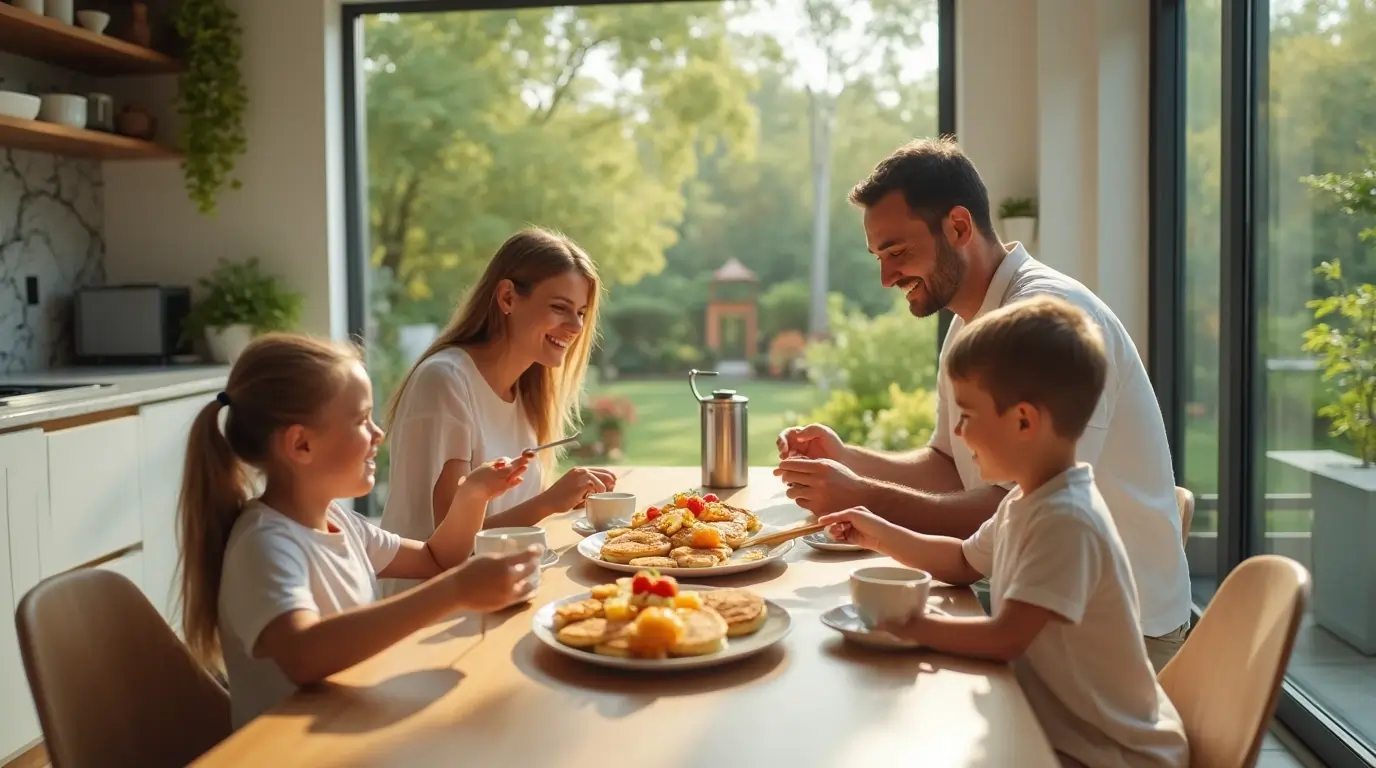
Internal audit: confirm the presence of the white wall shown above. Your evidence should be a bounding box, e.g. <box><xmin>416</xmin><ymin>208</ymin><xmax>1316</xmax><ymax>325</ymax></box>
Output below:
<box><xmin>103</xmin><ymin>0</ymin><xmax>349</xmax><ymax>340</ymax></box>
<box><xmin>957</xmin><ymin>0</ymin><xmax>1152</xmax><ymax>355</ymax></box>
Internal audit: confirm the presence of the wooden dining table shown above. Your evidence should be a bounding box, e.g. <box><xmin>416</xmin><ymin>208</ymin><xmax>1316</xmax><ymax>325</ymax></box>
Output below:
<box><xmin>193</xmin><ymin>467</ymin><xmax>1058</xmax><ymax>767</ymax></box>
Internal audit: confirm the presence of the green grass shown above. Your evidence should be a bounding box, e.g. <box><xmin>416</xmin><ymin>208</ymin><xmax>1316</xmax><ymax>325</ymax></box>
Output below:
<box><xmin>569</xmin><ymin>378</ymin><xmax>819</xmax><ymax>468</ymax></box>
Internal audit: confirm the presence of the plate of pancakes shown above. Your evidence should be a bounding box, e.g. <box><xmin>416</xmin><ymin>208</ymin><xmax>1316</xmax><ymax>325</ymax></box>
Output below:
<box><xmin>576</xmin><ymin>493</ymin><xmax>794</xmax><ymax>576</ymax></box>
<box><xmin>532</xmin><ymin>574</ymin><xmax>791</xmax><ymax>671</ymax></box>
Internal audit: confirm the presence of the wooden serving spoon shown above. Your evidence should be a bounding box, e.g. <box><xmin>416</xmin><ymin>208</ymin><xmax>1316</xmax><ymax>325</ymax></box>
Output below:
<box><xmin>738</xmin><ymin>521</ymin><xmax>828</xmax><ymax>550</ymax></box>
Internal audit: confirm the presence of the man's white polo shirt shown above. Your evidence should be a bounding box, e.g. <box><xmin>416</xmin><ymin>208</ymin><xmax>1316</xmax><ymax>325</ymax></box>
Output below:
<box><xmin>930</xmin><ymin>243</ymin><xmax>1192</xmax><ymax>636</ymax></box>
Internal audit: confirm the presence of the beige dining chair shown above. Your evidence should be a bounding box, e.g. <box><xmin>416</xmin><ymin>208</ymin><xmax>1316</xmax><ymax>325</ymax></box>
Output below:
<box><xmin>1176</xmin><ymin>486</ymin><xmax>1195</xmax><ymax>547</ymax></box>
<box><xmin>16</xmin><ymin>568</ymin><xmax>231</xmax><ymax>768</ymax></box>
<box><xmin>1158</xmin><ymin>555</ymin><xmax>1309</xmax><ymax>768</ymax></box>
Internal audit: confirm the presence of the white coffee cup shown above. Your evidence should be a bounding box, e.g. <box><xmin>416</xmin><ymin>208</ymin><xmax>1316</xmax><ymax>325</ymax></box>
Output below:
<box><xmin>474</xmin><ymin>526</ymin><xmax>547</xmax><ymax>557</ymax></box>
<box><xmin>586</xmin><ymin>491</ymin><xmax>635</xmax><ymax>531</ymax></box>
<box><xmin>474</xmin><ymin>526</ymin><xmax>546</xmax><ymax>596</ymax></box>
<box><xmin>850</xmin><ymin>566</ymin><xmax>932</xmax><ymax>630</ymax></box>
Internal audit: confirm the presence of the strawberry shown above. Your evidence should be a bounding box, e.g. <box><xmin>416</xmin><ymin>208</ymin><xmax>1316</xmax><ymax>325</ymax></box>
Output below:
<box><xmin>646</xmin><ymin>506</ymin><xmax>661</xmax><ymax>520</ymax></box>
<box><xmin>685</xmin><ymin>496</ymin><xmax>706</xmax><ymax>514</ymax></box>
<box><xmin>632</xmin><ymin>573</ymin><xmax>654</xmax><ymax>594</ymax></box>
<box><xmin>702</xmin><ymin>493</ymin><xmax>719</xmax><ymax>503</ymax></box>
<box><xmin>649</xmin><ymin>577</ymin><xmax>678</xmax><ymax>598</ymax></box>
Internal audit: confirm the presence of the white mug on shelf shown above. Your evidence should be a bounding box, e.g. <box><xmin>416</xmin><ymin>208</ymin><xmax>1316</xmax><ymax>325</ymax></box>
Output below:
<box><xmin>43</xmin><ymin>0</ymin><xmax>71</xmax><ymax>25</ymax></box>
<box><xmin>14</xmin><ymin>0</ymin><xmax>44</xmax><ymax>15</ymax></box>
<box><xmin>37</xmin><ymin>94</ymin><xmax>85</xmax><ymax>129</ymax></box>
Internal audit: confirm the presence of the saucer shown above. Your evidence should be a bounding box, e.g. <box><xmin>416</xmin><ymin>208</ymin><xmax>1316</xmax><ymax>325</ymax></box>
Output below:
<box><xmin>820</xmin><ymin>604</ymin><xmax>922</xmax><ymax>650</ymax></box>
<box><xmin>572</xmin><ymin>517</ymin><xmax>627</xmax><ymax>537</ymax></box>
<box><xmin>802</xmin><ymin>531</ymin><xmax>866</xmax><ymax>552</ymax></box>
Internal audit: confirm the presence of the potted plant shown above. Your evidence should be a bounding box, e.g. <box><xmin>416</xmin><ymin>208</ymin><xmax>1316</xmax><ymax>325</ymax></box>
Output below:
<box><xmin>590</xmin><ymin>395</ymin><xmax>637</xmax><ymax>457</ymax></box>
<box><xmin>174</xmin><ymin>0</ymin><xmax>248</xmax><ymax>216</ymax></box>
<box><xmin>186</xmin><ymin>258</ymin><xmax>304</xmax><ymax>364</ymax></box>
<box><xmin>1267</xmin><ymin>154</ymin><xmax>1376</xmax><ymax>653</ymax></box>
<box><xmin>999</xmin><ymin>196</ymin><xmax>1038</xmax><ymax>247</ymax></box>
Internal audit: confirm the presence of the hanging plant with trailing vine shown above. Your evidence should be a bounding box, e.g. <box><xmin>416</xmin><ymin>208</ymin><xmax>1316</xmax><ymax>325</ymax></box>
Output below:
<box><xmin>174</xmin><ymin>0</ymin><xmax>248</xmax><ymax>215</ymax></box>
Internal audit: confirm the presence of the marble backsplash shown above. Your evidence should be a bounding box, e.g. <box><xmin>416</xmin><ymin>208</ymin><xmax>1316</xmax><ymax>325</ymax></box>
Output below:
<box><xmin>0</xmin><ymin>52</ymin><xmax>106</xmax><ymax>372</ymax></box>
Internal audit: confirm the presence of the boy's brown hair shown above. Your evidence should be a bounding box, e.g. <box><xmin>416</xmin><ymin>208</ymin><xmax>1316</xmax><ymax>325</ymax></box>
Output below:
<box><xmin>944</xmin><ymin>295</ymin><xmax>1107</xmax><ymax>440</ymax></box>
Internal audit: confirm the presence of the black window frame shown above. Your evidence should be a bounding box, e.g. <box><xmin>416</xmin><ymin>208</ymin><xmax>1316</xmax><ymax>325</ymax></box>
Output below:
<box><xmin>1149</xmin><ymin>0</ymin><xmax>1376</xmax><ymax>763</ymax></box>
<box><xmin>341</xmin><ymin>0</ymin><xmax>958</xmax><ymax>515</ymax></box>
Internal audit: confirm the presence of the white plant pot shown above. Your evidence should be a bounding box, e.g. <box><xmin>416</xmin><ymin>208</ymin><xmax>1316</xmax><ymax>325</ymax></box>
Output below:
<box><xmin>205</xmin><ymin>324</ymin><xmax>255</xmax><ymax>364</ymax></box>
<box><xmin>1002</xmin><ymin>216</ymin><xmax>1038</xmax><ymax>249</ymax></box>
<box><xmin>1269</xmin><ymin>449</ymin><xmax>1376</xmax><ymax>655</ymax></box>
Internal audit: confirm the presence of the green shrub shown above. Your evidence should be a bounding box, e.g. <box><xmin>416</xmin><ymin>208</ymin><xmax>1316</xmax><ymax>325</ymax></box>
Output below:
<box><xmin>759</xmin><ymin>280</ymin><xmax>811</xmax><ymax>342</ymax></box>
<box><xmin>805</xmin><ymin>295</ymin><xmax>938</xmax><ymax>401</ymax></box>
<box><xmin>864</xmin><ymin>384</ymin><xmax>938</xmax><ymax>450</ymax></box>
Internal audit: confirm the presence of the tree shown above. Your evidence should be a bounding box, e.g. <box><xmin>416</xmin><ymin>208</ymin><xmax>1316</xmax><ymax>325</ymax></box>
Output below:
<box><xmin>362</xmin><ymin>5</ymin><xmax>758</xmax><ymax>321</ymax></box>
<box><xmin>754</xmin><ymin>0</ymin><xmax>936</xmax><ymax>336</ymax></box>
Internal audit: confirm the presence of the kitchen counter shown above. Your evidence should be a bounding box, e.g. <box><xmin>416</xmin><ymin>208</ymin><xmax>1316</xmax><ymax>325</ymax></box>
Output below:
<box><xmin>0</xmin><ymin>365</ymin><xmax>230</xmax><ymax>431</ymax></box>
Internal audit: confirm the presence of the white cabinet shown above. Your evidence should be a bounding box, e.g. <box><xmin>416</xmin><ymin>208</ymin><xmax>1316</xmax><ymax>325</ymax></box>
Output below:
<box><xmin>0</xmin><ymin>429</ymin><xmax>48</xmax><ymax>762</ymax></box>
<box><xmin>138</xmin><ymin>396</ymin><xmax>205</xmax><ymax>626</ymax></box>
<box><xmin>41</xmin><ymin>415</ymin><xmax>143</xmax><ymax>576</ymax></box>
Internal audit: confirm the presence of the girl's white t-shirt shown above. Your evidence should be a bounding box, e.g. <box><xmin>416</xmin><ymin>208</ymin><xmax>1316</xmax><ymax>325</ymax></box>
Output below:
<box><xmin>218</xmin><ymin>500</ymin><xmax>401</xmax><ymax>729</ymax></box>
<box><xmin>378</xmin><ymin>347</ymin><xmax>544</xmax><ymax>596</ymax></box>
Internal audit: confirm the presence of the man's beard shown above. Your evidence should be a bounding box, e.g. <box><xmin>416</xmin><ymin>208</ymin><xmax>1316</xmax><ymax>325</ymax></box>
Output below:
<box><xmin>904</xmin><ymin>240</ymin><xmax>965</xmax><ymax>318</ymax></box>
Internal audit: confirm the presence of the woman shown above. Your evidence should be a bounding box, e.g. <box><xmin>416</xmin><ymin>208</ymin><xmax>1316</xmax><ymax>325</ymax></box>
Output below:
<box><xmin>378</xmin><ymin>227</ymin><xmax>615</xmax><ymax>596</ymax></box>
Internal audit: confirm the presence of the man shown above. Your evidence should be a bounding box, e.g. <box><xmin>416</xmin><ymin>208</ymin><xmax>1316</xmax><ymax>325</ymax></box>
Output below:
<box><xmin>776</xmin><ymin>137</ymin><xmax>1191</xmax><ymax>669</ymax></box>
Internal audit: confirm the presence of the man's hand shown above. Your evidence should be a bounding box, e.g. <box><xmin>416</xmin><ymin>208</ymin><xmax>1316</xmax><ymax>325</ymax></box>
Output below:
<box><xmin>773</xmin><ymin>457</ymin><xmax>868</xmax><ymax>515</ymax></box>
<box><xmin>776</xmin><ymin>423</ymin><xmax>847</xmax><ymax>462</ymax></box>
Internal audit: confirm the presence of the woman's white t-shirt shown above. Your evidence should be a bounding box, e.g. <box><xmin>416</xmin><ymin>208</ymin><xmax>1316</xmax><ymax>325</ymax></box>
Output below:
<box><xmin>218</xmin><ymin>500</ymin><xmax>401</xmax><ymax>729</ymax></box>
<box><xmin>378</xmin><ymin>347</ymin><xmax>544</xmax><ymax>596</ymax></box>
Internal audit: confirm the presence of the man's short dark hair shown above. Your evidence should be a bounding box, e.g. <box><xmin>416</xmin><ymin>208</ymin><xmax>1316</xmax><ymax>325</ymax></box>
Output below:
<box><xmin>848</xmin><ymin>136</ymin><xmax>998</xmax><ymax>241</ymax></box>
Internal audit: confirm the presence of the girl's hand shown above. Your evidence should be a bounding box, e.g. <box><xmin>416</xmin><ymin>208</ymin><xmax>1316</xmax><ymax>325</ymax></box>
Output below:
<box><xmin>543</xmin><ymin>466</ymin><xmax>617</xmax><ymax>512</ymax></box>
<box><xmin>461</xmin><ymin>455</ymin><xmax>531</xmax><ymax>501</ymax></box>
<box><xmin>816</xmin><ymin>506</ymin><xmax>896</xmax><ymax>552</ymax></box>
<box><xmin>446</xmin><ymin>547</ymin><xmax>541</xmax><ymax>612</ymax></box>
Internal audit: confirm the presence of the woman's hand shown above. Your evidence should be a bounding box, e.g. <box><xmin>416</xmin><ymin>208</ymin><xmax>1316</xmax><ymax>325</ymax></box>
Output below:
<box><xmin>542</xmin><ymin>466</ymin><xmax>618</xmax><ymax>512</ymax></box>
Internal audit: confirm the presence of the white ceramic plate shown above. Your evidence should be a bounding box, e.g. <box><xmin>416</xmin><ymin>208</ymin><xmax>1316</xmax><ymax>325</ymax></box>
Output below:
<box><xmin>820</xmin><ymin>604</ymin><xmax>922</xmax><ymax>650</ymax></box>
<box><xmin>531</xmin><ymin>585</ymin><xmax>792</xmax><ymax>671</ymax></box>
<box><xmin>802</xmin><ymin>531</ymin><xmax>866</xmax><ymax>552</ymax></box>
<box><xmin>577</xmin><ymin>528</ymin><xmax>794</xmax><ymax>577</ymax></box>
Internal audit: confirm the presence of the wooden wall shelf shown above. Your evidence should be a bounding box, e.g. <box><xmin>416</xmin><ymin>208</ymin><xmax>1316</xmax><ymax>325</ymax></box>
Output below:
<box><xmin>0</xmin><ymin>4</ymin><xmax>182</xmax><ymax>76</ymax></box>
<box><xmin>0</xmin><ymin>114</ymin><xmax>176</xmax><ymax>160</ymax></box>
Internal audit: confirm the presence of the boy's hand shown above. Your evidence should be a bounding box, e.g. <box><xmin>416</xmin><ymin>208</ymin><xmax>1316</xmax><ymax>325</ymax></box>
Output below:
<box><xmin>817</xmin><ymin>506</ymin><xmax>897</xmax><ymax>552</ymax></box>
<box><xmin>461</xmin><ymin>455</ymin><xmax>531</xmax><ymax>501</ymax></box>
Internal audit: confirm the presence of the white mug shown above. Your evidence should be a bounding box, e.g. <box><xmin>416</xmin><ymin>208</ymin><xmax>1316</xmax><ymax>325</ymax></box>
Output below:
<box><xmin>474</xmin><ymin>526</ymin><xmax>546</xmax><ymax>595</ymax></box>
<box><xmin>586</xmin><ymin>491</ymin><xmax>635</xmax><ymax>530</ymax></box>
<box><xmin>850</xmin><ymin>566</ymin><xmax>932</xmax><ymax>630</ymax></box>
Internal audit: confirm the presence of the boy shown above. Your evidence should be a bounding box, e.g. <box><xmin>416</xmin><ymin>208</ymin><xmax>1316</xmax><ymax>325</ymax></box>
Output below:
<box><xmin>820</xmin><ymin>295</ymin><xmax>1188</xmax><ymax>768</ymax></box>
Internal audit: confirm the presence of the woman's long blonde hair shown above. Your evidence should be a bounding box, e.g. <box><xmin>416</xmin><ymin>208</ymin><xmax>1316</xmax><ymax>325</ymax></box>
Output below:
<box><xmin>383</xmin><ymin>227</ymin><xmax>601</xmax><ymax>477</ymax></box>
<box><xmin>178</xmin><ymin>334</ymin><xmax>361</xmax><ymax>669</ymax></box>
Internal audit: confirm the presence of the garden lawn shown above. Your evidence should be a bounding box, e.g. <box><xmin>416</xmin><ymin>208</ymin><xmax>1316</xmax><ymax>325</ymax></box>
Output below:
<box><xmin>570</xmin><ymin>378</ymin><xmax>819</xmax><ymax>468</ymax></box>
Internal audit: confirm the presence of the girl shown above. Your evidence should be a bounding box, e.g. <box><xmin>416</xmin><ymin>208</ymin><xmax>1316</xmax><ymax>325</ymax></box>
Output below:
<box><xmin>378</xmin><ymin>227</ymin><xmax>614</xmax><ymax>597</ymax></box>
<box><xmin>178</xmin><ymin>333</ymin><xmax>539</xmax><ymax>729</ymax></box>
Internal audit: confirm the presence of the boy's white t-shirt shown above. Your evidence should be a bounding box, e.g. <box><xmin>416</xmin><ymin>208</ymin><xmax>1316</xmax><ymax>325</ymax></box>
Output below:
<box><xmin>932</xmin><ymin>243</ymin><xmax>1191</xmax><ymax>637</ymax></box>
<box><xmin>379</xmin><ymin>346</ymin><xmax>545</xmax><ymax>597</ymax></box>
<box><xmin>961</xmin><ymin>464</ymin><xmax>1189</xmax><ymax>768</ymax></box>
<box><xmin>219</xmin><ymin>500</ymin><xmax>401</xmax><ymax>729</ymax></box>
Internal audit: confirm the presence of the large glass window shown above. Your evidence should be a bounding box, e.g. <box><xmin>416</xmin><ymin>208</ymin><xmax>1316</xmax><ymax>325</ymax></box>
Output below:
<box><xmin>1181</xmin><ymin>0</ymin><xmax>1222</xmax><ymax>604</ymax></box>
<box><xmin>1256</xmin><ymin>0</ymin><xmax>1376</xmax><ymax>751</ymax></box>
<box><xmin>347</xmin><ymin>0</ymin><xmax>945</xmax><ymax>515</ymax></box>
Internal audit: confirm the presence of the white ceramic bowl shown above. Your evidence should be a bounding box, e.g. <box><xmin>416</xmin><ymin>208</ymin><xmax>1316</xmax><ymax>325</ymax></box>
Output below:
<box><xmin>38</xmin><ymin>94</ymin><xmax>86</xmax><ymax>128</ymax></box>
<box><xmin>0</xmin><ymin>91</ymin><xmax>41</xmax><ymax>121</ymax></box>
<box><xmin>76</xmin><ymin>10</ymin><xmax>108</xmax><ymax>34</ymax></box>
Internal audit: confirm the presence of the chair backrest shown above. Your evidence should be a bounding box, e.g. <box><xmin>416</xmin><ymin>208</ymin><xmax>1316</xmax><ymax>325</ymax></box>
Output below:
<box><xmin>16</xmin><ymin>568</ymin><xmax>231</xmax><ymax>768</ymax></box>
<box><xmin>1175</xmin><ymin>486</ymin><xmax>1195</xmax><ymax>548</ymax></box>
<box><xmin>1158</xmin><ymin>555</ymin><xmax>1309</xmax><ymax>768</ymax></box>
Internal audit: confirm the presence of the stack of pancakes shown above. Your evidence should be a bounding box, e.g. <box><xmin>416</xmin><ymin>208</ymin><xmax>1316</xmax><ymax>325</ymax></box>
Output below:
<box><xmin>554</xmin><ymin>588</ymin><xmax>769</xmax><ymax>659</ymax></box>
